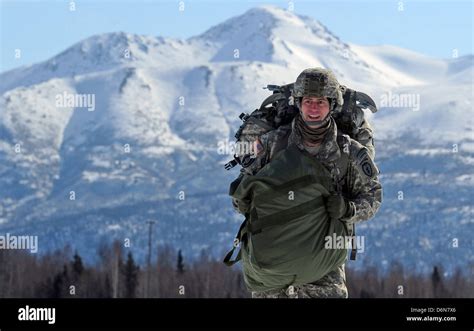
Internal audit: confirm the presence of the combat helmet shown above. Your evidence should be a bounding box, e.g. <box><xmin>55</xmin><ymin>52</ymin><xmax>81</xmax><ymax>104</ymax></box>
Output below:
<box><xmin>293</xmin><ymin>68</ymin><xmax>344</xmax><ymax>124</ymax></box>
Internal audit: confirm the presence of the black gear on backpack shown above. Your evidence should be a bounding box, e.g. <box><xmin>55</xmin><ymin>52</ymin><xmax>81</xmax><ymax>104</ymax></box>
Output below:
<box><xmin>224</xmin><ymin>83</ymin><xmax>378</xmax><ymax>171</ymax></box>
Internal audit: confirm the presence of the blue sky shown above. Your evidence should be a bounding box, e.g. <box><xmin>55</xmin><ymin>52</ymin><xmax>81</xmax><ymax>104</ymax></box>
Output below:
<box><xmin>0</xmin><ymin>0</ymin><xmax>472</xmax><ymax>73</ymax></box>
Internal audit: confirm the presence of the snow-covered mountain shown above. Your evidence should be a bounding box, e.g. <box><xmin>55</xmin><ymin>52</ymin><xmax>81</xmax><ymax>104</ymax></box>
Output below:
<box><xmin>0</xmin><ymin>5</ymin><xmax>472</xmax><ymax>274</ymax></box>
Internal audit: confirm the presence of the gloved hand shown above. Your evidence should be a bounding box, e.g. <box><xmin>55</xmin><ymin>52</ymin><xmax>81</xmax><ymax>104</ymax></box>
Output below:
<box><xmin>324</xmin><ymin>194</ymin><xmax>349</xmax><ymax>221</ymax></box>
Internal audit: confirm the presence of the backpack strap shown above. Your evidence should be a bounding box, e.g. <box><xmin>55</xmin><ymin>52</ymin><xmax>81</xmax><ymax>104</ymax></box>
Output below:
<box><xmin>335</xmin><ymin>134</ymin><xmax>358</xmax><ymax>261</ymax></box>
<box><xmin>332</xmin><ymin>134</ymin><xmax>351</xmax><ymax>192</ymax></box>
<box><xmin>224</xmin><ymin>175</ymin><xmax>249</xmax><ymax>266</ymax></box>
<box><xmin>268</xmin><ymin>127</ymin><xmax>292</xmax><ymax>160</ymax></box>
<box><xmin>223</xmin><ymin>217</ymin><xmax>248</xmax><ymax>266</ymax></box>
<box><xmin>350</xmin><ymin>225</ymin><xmax>357</xmax><ymax>261</ymax></box>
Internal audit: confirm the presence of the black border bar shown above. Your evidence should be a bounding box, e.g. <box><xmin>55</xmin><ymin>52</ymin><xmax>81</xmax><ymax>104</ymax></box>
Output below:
<box><xmin>0</xmin><ymin>298</ymin><xmax>472</xmax><ymax>330</ymax></box>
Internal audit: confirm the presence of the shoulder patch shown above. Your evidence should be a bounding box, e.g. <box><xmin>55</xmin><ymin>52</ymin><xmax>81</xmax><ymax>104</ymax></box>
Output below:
<box><xmin>350</xmin><ymin>140</ymin><xmax>379</xmax><ymax>179</ymax></box>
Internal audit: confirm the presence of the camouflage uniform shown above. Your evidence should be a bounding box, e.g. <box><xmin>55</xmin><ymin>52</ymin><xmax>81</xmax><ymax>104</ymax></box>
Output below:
<box><xmin>232</xmin><ymin>68</ymin><xmax>383</xmax><ymax>298</ymax></box>
<box><xmin>235</xmin><ymin>116</ymin><xmax>382</xmax><ymax>224</ymax></box>
<box><xmin>252</xmin><ymin>265</ymin><xmax>348</xmax><ymax>298</ymax></box>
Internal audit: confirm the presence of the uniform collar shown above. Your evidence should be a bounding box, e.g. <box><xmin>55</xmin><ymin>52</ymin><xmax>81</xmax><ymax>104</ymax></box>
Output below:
<box><xmin>289</xmin><ymin>116</ymin><xmax>341</xmax><ymax>162</ymax></box>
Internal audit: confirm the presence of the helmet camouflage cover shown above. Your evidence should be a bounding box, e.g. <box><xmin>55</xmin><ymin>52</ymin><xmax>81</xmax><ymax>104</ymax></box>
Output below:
<box><xmin>293</xmin><ymin>68</ymin><xmax>344</xmax><ymax>111</ymax></box>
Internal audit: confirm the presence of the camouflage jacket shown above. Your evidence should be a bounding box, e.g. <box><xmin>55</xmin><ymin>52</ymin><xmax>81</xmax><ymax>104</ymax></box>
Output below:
<box><xmin>232</xmin><ymin>116</ymin><xmax>382</xmax><ymax>224</ymax></box>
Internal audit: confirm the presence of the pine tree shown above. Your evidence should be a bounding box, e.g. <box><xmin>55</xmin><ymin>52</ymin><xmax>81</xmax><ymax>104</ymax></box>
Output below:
<box><xmin>122</xmin><ymin>252</ymin><xmax>140</xmax><ymax>298</ymax></box>
<box><xmin>50</xmin><ymin>265</ymin><xmax>68</xmax><ymax>298</ymax></box>
<box><xmin>71</xmin><ymin>252</ymin><xmax>84</xmax><ymax>279</ymax></box>
<box><xmin>431</xmin><ymin>265</ymin><xmax>441</xmax><ymax>297</ymax></box>
<box><xmin>177</xmin><ymin>250</ymin><xmax>185</xmax><ymax>275</ymax></box>
<box><xmin>51</xmin><ymin>273</ymin><xmax>63</xmax><ymax>298</ymax></box>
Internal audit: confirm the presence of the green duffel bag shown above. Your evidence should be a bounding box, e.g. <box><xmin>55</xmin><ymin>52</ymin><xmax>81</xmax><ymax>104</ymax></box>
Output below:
<box><xmin>224</xmin><ymin>144</ymin><xmax>349</xmax><ymax>292</ymax></box>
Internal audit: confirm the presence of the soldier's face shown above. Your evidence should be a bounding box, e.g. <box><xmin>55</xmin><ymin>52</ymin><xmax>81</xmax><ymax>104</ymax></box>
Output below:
<box><xmin>301</xmin><ymin>96</ymin><xmax>330</xmax><ymax>125</ymax></box>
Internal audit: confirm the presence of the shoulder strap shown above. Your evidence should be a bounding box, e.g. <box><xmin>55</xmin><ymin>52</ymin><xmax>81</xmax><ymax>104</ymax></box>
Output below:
<box><xmin>269</xmin><ymin>128</ymin><xmax>292</xmax><ymax>160</ymax></box>
<box><xmin>330</xmin><ymin>134</ymin><xmax>351</xmax><ymax>193</ymax></box>
<box><xmin>223</xmin><ymin>217</ymin><xmax>248</xmax><ymax>266</ymax></box>
<box><xmin>335</xmin><ymin>133</ymin><xmax>358</xmax><ymax>261</ymax></box>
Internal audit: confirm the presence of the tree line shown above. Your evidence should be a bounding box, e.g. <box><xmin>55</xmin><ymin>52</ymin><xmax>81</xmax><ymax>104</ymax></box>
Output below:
<box><xmin>0</xmin><ymin>242</ymin><xmax>472</xmax><ymax>298</ymax></box>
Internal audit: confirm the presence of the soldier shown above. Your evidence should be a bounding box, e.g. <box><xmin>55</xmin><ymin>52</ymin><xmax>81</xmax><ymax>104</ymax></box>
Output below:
<box><xmin>232</xmin><ymin>68</ymin><xmax>383</xmax><ymax>298</ymax></box>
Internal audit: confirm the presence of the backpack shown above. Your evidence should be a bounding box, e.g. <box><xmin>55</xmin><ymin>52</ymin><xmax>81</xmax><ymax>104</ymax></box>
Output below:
<box><xmin>226</xmin><ymin>144</ymin><xmax>349</xmax><ymax>292</ymax></box>
<box><xmin>224</xmin><ymin>83</ymin><xmax>377</xmax><ymax>171</ymax></box>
